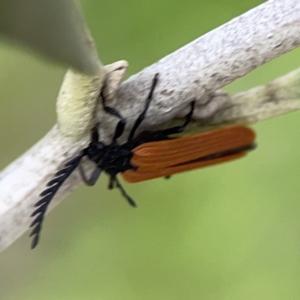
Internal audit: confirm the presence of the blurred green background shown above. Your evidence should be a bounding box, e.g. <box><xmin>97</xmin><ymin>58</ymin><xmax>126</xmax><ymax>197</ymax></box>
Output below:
<box><xmin>1</xmin><ymin>0</ymin><xmax>300</xmax><ymax>299</ymax></box>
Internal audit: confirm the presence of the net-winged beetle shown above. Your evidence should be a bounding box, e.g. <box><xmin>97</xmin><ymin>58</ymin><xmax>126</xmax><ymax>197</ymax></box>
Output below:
<box><xmin>30</xmin><ymin>73</ymin><xmax>255</xmax><ymax>248</ymax></box>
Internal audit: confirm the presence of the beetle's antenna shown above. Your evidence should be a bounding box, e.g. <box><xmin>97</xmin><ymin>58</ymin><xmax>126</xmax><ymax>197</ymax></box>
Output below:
<box><xmin>29</xmin><ymin>152</ymin><xmax>86</xmax><ymax>249</ymax></box>
<box><xmin>113</xmin><ymin>176</ymin><xmax>136</xmax><ymax>207</ymax></box>
<box><xmin>127</xmin><ymin>73</ymin><xmax>159</xmax><ymax>141</ymax></box>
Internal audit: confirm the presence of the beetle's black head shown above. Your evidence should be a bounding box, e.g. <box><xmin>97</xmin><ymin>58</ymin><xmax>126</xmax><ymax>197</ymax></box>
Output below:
<box><xmin>86</xmin><ymin>141</ymin><xmax>106</xmax><ymax>162</ymax></box>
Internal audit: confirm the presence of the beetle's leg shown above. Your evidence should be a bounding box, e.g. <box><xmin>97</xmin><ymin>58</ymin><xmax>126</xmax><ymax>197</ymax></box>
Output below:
<box><xmin>113</xmin><ymin>176</ymin><xmax>136</xmax><ymax>207</ymax></box>
<box><xmin>79</xmin><ymin>164</ymin><xmax>102</xmax><ymax>186</ymax></box>
<box><xmin>100</xmin><ymin>92</ymin><xmax>126</xmax><ymax>142</ymax></box>
<box><xmin>76</xmin><ymin>124</ymin><xmax>102</xmax><ymax>186</ymax></box>
<box><xmin>90</xmin><ymin>124</ymin><xmax>100</xmax><ymax>143</ymax></box>
<box><xmin>160</xmin><ymin>101</ymin><xmax>195</xmax><ymax>136</ymax></box>
<box><xmin>30</xmin><ymin>150</ymin><xmax>87</xmax><ymax>249</ymax></box>
<box><xmin>108</xmin><ymin>176</ymin><xmax>114</xmax><ymax>189</ymax></box>
<box><xmin>127</xmin><ymin>73</ymin><xmax>159</xmax><ymax>141</ymax></box>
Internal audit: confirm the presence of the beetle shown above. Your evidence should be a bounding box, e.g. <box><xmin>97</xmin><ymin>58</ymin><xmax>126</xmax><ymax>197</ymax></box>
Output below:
<box><xmin>29</xmin><ymin>73</ymin><xmax>256</xmax><ymax>248</ymax></box>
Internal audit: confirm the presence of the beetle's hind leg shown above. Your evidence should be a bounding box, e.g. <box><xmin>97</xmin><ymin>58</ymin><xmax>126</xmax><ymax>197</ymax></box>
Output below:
<box><xmin>112</xmin><ymin>176</ymin><xmax>137</xmax><ymax>207</ymax></box>
<box><xmin>160</xmin><ymin>101</ymin><xmax>195</xmax><ymax>136</ymax></box>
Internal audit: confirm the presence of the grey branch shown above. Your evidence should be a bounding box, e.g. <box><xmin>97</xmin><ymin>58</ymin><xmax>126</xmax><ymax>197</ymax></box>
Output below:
<box><xmin>1</xmin><ymin>0</ymin><xmax>300</xmax><ymax>251</ymax></box>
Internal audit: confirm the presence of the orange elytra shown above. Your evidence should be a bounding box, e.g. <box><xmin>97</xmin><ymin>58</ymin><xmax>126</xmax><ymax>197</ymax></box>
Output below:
<box><xmin>122</xmin><ymin>125</ymin><xmax>255</xmax><ymax>183</ymax></box>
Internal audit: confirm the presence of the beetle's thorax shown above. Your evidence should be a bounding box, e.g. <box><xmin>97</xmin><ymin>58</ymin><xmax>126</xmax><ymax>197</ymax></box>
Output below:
<box><xmin>87</xmin><ymin>141</ymin><xmax>134</xmax><ymax>176</ymax></box>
